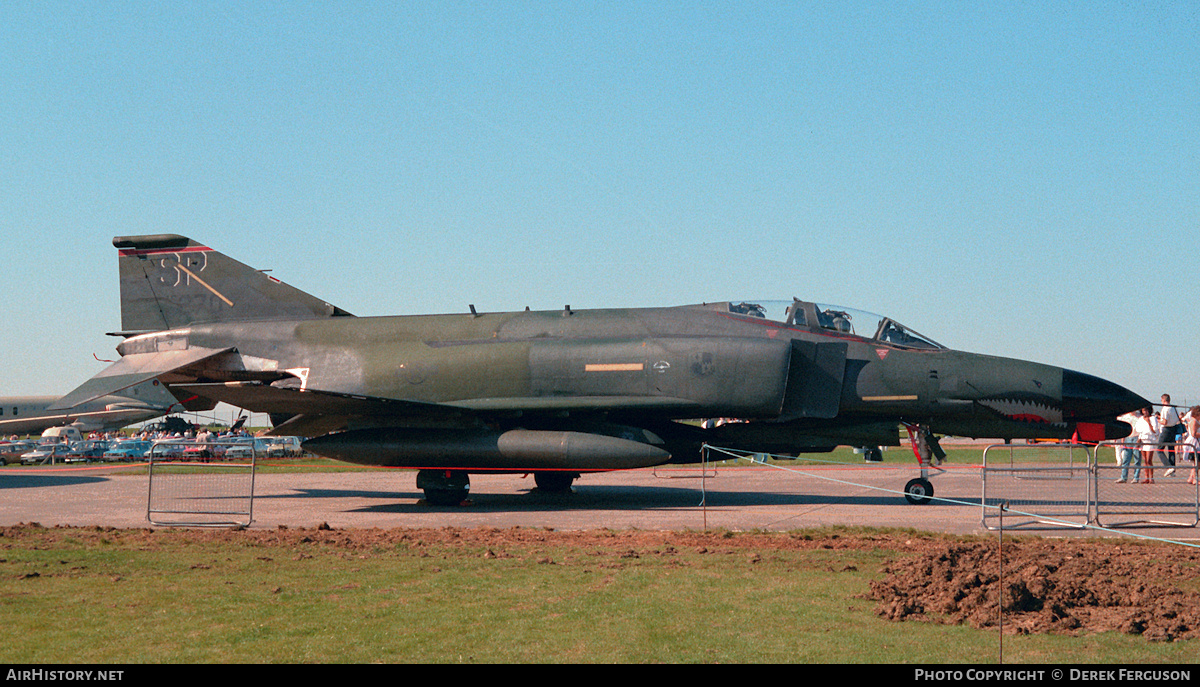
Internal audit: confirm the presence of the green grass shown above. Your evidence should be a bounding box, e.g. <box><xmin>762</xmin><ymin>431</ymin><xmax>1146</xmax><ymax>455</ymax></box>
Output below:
<box><xmin>706</xmin><ymin>443</ymin><xmax>1094</xmax><ymax>468</ymax></box>
<box><xmin>1</xmin><ymin>527</ymin><xmax>1193</xmax><ymax>663</ymax></box>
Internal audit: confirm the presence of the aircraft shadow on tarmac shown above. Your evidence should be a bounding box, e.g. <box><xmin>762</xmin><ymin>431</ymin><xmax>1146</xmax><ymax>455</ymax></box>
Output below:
<box><xmin>0</xmin><ymin>474</ymin><xmax>110</xmax><ymax>489</ymax></box>
<box><xmin>264</xmin><ymin>484</ymin><xmax>933</xmax><ymax>514</ymax></box>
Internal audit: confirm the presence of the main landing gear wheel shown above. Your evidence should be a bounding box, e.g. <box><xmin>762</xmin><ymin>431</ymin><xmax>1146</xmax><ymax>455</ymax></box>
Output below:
<box><xmin>904</xmin><ymin>478</ymin><xmax>934</xmax><ymax>505</ymax></box>
<box><xmin>533</xmin><ymin>472</ymin><xmax>577</xmax><ymax>494</ymax></box>
<box><xmin>416</xmin><ymin>469</ymin><xmax>470</xmax><ymax>506</ymax></box>
<box><xmin>423</xmin><ymin>489</ymin><xmax>469</xmax><ymax>506</ymax></box>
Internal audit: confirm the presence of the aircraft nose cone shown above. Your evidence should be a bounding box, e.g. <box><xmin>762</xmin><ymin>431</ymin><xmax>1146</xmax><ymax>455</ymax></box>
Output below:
<box><xmin>1062</xmin><ymin>369</ymin><xmax>1149</xmax><ymax>421</ymax></box>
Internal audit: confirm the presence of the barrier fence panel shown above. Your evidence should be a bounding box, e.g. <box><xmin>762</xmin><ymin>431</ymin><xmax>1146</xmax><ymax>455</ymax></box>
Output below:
<box><xmin>981</xmin><ymin>443</ymin><xmax>1093</xmax><ymax>530</ymax></box>
<box><xmin>1093</xmin><ymin>440</ymin><xmax>1200</xmax><ymax>529</ymax></box>
<box><xmin>146</xmin><ymin>441</ymin><xmax>257</xmax><ymax>527</ymax></box>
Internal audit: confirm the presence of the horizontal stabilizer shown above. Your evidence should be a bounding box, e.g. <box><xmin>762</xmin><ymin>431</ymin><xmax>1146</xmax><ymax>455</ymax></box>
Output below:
<box><xmin>48</xmin><ymin>347</ymin><xmax>233</xmax><ymax>410</ymax></box>
<box><xmin>0</xmin><ymin>407</ymin><xmax>159</xmax><ymax>431</ymax></box>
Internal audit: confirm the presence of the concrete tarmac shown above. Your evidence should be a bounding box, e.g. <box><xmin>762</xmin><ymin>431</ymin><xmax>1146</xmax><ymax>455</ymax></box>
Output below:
<box><xmin>3</xmin><ymin>461</ymin><xmax>1198</xmax><ymax>541</ymax></box>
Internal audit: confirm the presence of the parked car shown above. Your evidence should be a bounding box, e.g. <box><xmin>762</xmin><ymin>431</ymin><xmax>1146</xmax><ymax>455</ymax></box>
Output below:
<box><xmin>103</xmin><ymin>440</ymin><xmax>153</xmax><ymax>462</ymax></box>
<box><xmin>21</xmin><ymin>443</ymin><xmax>75</xmax><ymax>465</ymax></box>
<box><xmin>0</xmin><ymin>440</ymin><xmax>39</xmax><ymax>465</ymax></box>
<box><xmin>40</xmin><ymin>426</ymin><xmax>82</xmax><ymax>443</ymax></box>
<box><xmin>182</xmin><ymin>441</ymin><xmax>215</xmax><ymax>461</ymax></box>
<box><xmin>208</xmin><ymin>437</ymin><xmax>254</xmax><ymax>460</ymax></box>
<box><xmin>223</xmin><ymin>437</ymin><xmax>269</xmax><ymax>460</ymax></box>
<box><xmin>147</xmin><ymin>440</ymin><xmax>190</xmax><ymax>461</ymax></box>
<box><xmin>66</xmin><ymin>440</ymin><xmax>110</xmax><ymax>463</ymax></box>
<box><xmin>265</xmin><ymin>436</ymin><xmax>304</xmax><ymax>458</ymax></box>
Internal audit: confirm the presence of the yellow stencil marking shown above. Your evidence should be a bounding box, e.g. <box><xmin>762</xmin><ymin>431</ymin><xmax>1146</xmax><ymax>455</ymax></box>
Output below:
<box><xmin>585</xmin><ymin>363</ymin><xmax>644</xmax><ymax>372</ymax></box>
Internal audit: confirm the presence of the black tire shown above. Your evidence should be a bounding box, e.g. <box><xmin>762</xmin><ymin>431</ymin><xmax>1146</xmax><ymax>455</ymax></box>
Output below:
<box><xmin>534</xmin><ymin>472</ymin><xmax>576</xmax><ymax>493</ymax></box>
<box><xmin>423</xmin><ymin>488</ymin><xmax>468</xmax><ymax>506</ymax></box>
<box><xmin>904</xmin><ymin>478</ymin><xmax>933</xmax><ymax>505</ymax></box>
<box><xmin>416</xmin><ymin>469</ymin><xmax>470</xmax><ymax>505</ymax></box>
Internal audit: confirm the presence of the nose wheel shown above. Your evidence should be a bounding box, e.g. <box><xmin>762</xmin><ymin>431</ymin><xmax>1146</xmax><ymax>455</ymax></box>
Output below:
<box><xmin>901</xmin><ymin>423</ymin><xmax>943</xmax><ymax>505</ymax></box>
<box><xmin>904</xmin><ymin>477</ymin><xmax>934</xmax><ymax>505</ymax></box>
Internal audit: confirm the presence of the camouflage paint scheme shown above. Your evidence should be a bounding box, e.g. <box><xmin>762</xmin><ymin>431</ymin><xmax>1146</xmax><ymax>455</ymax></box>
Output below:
<box><xmin>52</xmin><ymin>235</ymin><xmax>1147</xmax><ymax>502</ymax></box>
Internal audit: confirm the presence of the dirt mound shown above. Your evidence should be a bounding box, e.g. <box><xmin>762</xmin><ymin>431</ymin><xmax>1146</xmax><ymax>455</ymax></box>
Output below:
<box><xmin>870</xmin><ymin>539</ymin><xmax>1200</xmax><ymax>641</ymax></box>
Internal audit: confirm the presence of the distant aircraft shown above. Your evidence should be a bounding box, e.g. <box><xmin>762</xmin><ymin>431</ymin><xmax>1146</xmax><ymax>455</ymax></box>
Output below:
<box><xmin>0</xmin><ymin>379</ymin><xmax>183</xmax><ymax>436</ymax></box>
<box><xmin>51</xmin><ymin>234</ymin><xmax>1148</xmax><ymax>504</ymax></box>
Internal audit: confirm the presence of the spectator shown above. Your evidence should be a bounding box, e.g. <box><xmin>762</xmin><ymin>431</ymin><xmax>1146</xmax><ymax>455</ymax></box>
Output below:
<box><xmin>1135</xmin><ymin>406</ymin><xmax>1160</xmax><ymax>484</ymax></box>
<box><xmin>1115</xmin><ymin>411</ymin><xmax>1141</xmax><ymax>484</ymax></box>
<box><xmin>1159</xmin><ymin>394</ymin><xmax>1181</xmax><ymax>477</ymax></box>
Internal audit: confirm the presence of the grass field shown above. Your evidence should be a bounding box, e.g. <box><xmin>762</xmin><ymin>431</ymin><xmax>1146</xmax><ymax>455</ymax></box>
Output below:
<box><xmin>1</xmin><ymin>524</ymin><xmax>1195</xmax><ymax>664</ymax></box>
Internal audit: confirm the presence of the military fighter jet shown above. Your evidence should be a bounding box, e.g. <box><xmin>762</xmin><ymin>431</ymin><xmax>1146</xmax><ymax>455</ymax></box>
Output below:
<box><xmin>51</xmin><ymin>235</ymin><xmax>1148</xmax><ymax>504</ymax></box>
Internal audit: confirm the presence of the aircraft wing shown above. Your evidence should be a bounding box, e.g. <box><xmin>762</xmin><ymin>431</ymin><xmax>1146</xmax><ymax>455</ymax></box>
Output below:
<box><xmin>173</xmin><ymin>382</ymin><xmax>464</xmax><ymax>418</ymax></box>
<box><xmin>48</xmin><ymin>347</ymin><xmax>234</xmax><ymax>410</ymax></box>
<box><xmin>172</xmin><ymin>381</ymin><xmax>471</xmax><ymax>438</ymax></box>
<box><xmin>0</xmin><ymin>407</ymin><xmax>162</xmax><ymax>431</ymax></box>
<box><xmin>173</xmin><ymin>381</ymin><xmax>703</xmax><ymax>437</ymax></box>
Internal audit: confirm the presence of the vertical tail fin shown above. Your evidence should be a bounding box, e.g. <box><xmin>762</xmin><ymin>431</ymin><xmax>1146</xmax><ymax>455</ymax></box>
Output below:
<box><xmin>113</xmin><ymin>234</ymin><xmax>353</xmax><ymax>332</ymax></box>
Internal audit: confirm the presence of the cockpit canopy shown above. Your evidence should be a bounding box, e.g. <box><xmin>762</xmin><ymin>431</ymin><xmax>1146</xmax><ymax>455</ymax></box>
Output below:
<box><xmin>726</xmin><ymin>299</ymin><xmax>945</xmax><ymax>350</ymax></box>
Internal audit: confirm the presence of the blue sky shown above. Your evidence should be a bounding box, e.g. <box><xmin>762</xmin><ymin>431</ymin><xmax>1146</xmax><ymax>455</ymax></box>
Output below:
<box><xmin>3</xmin><ymin>2</ymin><xmax>1197</xmax><ymax>409</ymax></box>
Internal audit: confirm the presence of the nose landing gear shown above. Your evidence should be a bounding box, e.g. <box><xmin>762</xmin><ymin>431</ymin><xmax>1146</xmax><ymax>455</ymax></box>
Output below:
<box><xmin>902</xmin><ymin>423</ymin><xmax>945</xmax><ymax>505</ymax></box>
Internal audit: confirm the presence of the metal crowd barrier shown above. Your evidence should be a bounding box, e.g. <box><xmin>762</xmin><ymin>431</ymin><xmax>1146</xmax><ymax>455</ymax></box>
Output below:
<box><xmin>1092</xmin><ymin>440</ymin><xmax>1200</xmax><ymax>528</ymax></box>
<box><xmin>981</xmin><ymin>443</ymin><xmax>1093</xmax><ymax>530</ymax></box>
<box><xmin>981</xmin><ymin>441</ymin><xmax>1199</xmax><ymax>530</ymax></box>
<box><xmin>146</xmin><ymin>440</ymin><xmax>257</xmax><ymax>527</ymax></box>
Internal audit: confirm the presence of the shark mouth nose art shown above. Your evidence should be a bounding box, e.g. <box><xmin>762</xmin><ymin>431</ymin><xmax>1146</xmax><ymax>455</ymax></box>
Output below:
<box><xmin>978</xmin><ymin>397</ymin><xmax>1065</xmax><ymax>426</ymax></box>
